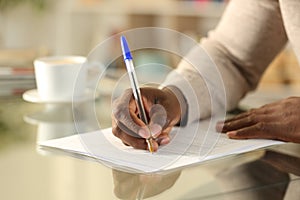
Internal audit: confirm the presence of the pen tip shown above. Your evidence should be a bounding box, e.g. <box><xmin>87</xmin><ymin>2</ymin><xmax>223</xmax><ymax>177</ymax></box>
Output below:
<box><xmin>146</xmin><ymin>137</ymin><xmax>154</xmax><ymax>154</ymax></box>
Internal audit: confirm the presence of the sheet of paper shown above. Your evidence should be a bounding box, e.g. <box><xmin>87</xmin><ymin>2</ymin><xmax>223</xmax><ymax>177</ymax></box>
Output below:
<box><xmin>38</xmin><ymin>120</ymin><xmax>284</xmax><ymax>173</ymax></box>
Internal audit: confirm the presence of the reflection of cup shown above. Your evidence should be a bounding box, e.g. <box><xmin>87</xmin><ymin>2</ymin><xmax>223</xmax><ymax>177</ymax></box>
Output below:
<box><xmin>24</xmin><ymin>104</ymin><xmax>79</xmax><ymax>142</ymax></box>
<box><xmin>34</xmin><ymin>56</ymin><xmax>86</xmax><ymax>102</ymax></box>
<box><xmin>24</xmin><ymin>102</ymin><xmax>99</xmax><ymax>146</ymax></box>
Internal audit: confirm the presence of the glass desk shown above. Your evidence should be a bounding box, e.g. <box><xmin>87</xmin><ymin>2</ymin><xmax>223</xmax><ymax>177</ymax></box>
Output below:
<box><xmin>0</xmin><ymin>85</ymin><xmax>300</xmax><ymax>200</ymax></box>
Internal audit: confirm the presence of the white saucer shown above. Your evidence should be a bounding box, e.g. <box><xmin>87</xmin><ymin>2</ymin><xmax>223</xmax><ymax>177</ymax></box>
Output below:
<box><xmin>22</xmin><ymin>89</ymin><xmax>97</xmax><ymax>104</ymax></box>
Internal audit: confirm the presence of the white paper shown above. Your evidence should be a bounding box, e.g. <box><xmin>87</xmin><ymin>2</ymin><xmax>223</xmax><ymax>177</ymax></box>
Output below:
<box><xmin>38</xmin><ymin>120</ymin><xmax>284</xmax><ymax>173</ymax></box>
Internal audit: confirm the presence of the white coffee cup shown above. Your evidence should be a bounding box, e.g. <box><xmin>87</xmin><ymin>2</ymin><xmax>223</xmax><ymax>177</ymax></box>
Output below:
<box><xmin>34</xmin><ymin>55</ymin><xmax>87</xmax><ymax>102</ymax></box>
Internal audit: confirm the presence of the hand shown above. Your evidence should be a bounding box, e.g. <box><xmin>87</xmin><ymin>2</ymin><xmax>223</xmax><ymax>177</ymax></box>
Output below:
<box><xmin>216</xmin><ymin>97</ymin><xmax>300</xmax><ymax>143</ymax></box>
<box><xmin>112</xmin><ymin>87</ymin><xmax>182</xmax><ymax>151</ymax></box>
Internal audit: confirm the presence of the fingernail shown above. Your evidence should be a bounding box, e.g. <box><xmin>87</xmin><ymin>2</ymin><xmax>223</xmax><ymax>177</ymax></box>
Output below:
<box><xmin>227</xmin><ymin>131</ymin><xmax>236</xmax><ymax>137</ymax></box>
<box><xmin>160</xmin><ymin>137</ymin><xmax>170</xmax><ymax>145</ymax></box>
<box><xmin>138</xmin><ymin>127</ymin><xmax>150</xmax><ymax>138</ymax></box>
<box><xmin>150</xmin><ymin>124</ymin><xmax>162</xmax><ymax>138</ymax></box>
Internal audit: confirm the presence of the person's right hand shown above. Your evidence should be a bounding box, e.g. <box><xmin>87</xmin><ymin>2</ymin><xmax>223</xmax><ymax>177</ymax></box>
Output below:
<box><xmin>112</xmin><ymin>169</ymin><xmax>181</xmax><ymax>199</ymax></box>
<box><xmin>261</xmin><ymin>150</ymin><xmax>300</xmax><ymax>176</ymax></box>
<box><xmin>111</xmin><ymin>87</ymin><xmax>184</xmax><ymax>152</ymax></box>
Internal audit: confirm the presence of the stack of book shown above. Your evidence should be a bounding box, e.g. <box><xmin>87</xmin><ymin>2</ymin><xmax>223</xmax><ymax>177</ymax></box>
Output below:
<box><xmin>0</xmin><ymin>66</ymin><xmax>36</xmax><ymax>97</ymax></box>
<box><xmin>0</xmin><ymin>48</ymin><xmax>43</xmax><ymax>97</ymax></box>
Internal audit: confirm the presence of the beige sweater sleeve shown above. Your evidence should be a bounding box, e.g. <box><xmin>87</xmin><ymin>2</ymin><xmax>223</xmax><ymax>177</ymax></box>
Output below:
<box><xmin>163</xmin><ymin>0</ymin><xmax>288</xmax><ymax>124</ymax></box>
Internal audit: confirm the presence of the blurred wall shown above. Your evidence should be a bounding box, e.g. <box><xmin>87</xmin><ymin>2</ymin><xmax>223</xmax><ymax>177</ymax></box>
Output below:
<box><xmin>0</xmin><ymin>0</ymin><xmax>225</xmax><ymax>56</ymax></box>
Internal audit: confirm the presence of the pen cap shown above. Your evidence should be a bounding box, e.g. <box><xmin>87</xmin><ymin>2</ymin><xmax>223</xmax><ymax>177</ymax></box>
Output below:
<box><xmin>120</xmin><ymin>36</ymin><xmax>133</xmax><ymax>60</ymax></box>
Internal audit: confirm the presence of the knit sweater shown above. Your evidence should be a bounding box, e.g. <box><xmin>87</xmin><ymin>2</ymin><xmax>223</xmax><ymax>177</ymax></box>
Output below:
<box><xmin>164</xmin><ymin>0</ymin><xmax>300</xmax><ymax>124</ymax></box>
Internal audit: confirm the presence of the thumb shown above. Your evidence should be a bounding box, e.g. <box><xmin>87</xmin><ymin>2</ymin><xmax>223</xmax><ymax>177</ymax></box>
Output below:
<box><xmin>137</xmin><ymin>104</ymin><xmax>167</xmax><ymax>139</ymax></box>
<box><xmin>149</xmin><ymin>104</ymin><xmax>167</xmax><ymax>138</ymax></box>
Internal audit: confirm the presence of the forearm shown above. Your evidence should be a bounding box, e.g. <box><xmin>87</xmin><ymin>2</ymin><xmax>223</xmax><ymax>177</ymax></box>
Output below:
<box><xmin>163</xmin><ymin>0</ymin><xmax>288</xmax><ymax>124</ymax></box>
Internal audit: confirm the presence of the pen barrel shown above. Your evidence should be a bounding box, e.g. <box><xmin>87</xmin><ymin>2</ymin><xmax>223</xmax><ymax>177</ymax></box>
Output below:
<box><xmin>125</xmin><ymin>59</ymin><xmax>149</xmax><ymax>125</ymax></box>
<box><xmin>134</xmin><ymin>87</ymin><xmax>148</xmax><ymax>124</ymax></box>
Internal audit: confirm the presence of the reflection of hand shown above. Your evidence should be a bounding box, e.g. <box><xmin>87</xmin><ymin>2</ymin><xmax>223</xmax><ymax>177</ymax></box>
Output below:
<box><xmin>216</xmin><ymin>97</ymin><xmax>300</xmax><ymax>143</ymax></box>
<box><xmin>111</xmin><ymin>87</ymin><xmax>182</xmax><ymax>151</ymax></box>
<box><xmin>261</xmin><ymin>150</ymin><xmax>300</xmax><ymax>176</ymax></box>
<box><xmin>216</xmin><ymin>151</ymin><xmax>291</xmax><ymax>200</ymax></box>
<box><xmin>112</xmin><ymin>169</ymin><xmax>181</xmax><ymax>199</ymax></box>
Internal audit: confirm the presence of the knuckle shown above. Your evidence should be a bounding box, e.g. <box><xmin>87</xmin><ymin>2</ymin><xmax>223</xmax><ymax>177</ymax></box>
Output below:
<box><xmin>256</xmin><ymin>122</ymin><xmax>266</xmax><ymax>131</ymax></box>
<box><xmin>285</xmin><ymin>121</ymin><xmax>296</xmax><ymax>134</ymax></box>
<box><xmin>246</xmin><ymin>115</ymin><xmax>252</xmax><ymax>123</ymax></box>
<box><xmin>246</xmin><ymin>114</ymin><xmax>255</xmax><ymax>123</ymax></box>
<box><xmin>282</xmin><ymin>97</ymin><xmax>294</xmax><ymax>107</ymax></box>
<box><xmin>224</xmin><ymin>121</ymin><xmax>231</xmax><ymax>128</ymax></box>
<box><xmin>249</xmin><ymin>108</ymin><xmax>259</xmax><ymax>115</ymax></box>
<box><xmin>249</xmin><ymin>108</ymin><xmax>256</xmax><ymax>113</ymax></box>
<box><xmin>282</xmin><ymin>110</ymin><xmax>291</xmax><ymax>118</ymax></box>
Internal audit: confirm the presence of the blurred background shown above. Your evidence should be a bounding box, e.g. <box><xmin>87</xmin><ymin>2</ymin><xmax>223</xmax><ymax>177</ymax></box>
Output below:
<box><xmin>0</xmin><ymin>0</ymin><xmax>300</xmax><ymax>98</ymax></box>
<box><xmin>1</xmin><ymin>1</ymin><xmax>300</xmax><ymax>200</ymax></box>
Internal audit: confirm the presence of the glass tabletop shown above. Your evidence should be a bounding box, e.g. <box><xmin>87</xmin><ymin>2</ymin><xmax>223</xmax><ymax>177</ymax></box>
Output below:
<box><xmin>0</xmin><ymin>85</ymin><xmax>300</xmax><ymax>200</ymax></box>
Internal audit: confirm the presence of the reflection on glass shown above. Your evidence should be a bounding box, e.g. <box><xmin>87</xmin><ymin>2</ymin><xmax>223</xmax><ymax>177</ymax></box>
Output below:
<box><xmin>23</xmin><ymin>101</ymin><xmax>99</xmax><ymax>154</ymax></box>
<box><xmin>112</xmin><ymin>169</ymin><xmax>181</xmax><ymax>200</ymax></box>
<box><xmin>214</xmin><ymin>150</ymin><xmax>300</xmax><ymax>200</ymax></box>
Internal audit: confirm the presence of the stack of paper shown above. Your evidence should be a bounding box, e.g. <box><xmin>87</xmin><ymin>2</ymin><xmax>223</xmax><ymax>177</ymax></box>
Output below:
<box><xmin>38</xmin><ymin>120</ymin><xmax>284</xmax><ymax>173</ymax></box>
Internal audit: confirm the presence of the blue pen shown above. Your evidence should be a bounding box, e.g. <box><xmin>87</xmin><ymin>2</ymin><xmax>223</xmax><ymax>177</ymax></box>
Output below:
<box><xmin>120</xmin><ymin>35</ymin><xmax>154</xmax><ymax>153</ymax></box>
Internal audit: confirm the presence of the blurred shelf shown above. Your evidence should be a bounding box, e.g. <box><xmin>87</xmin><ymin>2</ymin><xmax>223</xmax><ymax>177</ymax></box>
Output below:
<box><xmin>72</xmin><ymin>0</ymin><xmax>227</xmax><ymax>18</ymax></box>
<box><xmin>67</xmin><ymin>0</ymin><xmax>227</xmax><ymax>52</ymax></box>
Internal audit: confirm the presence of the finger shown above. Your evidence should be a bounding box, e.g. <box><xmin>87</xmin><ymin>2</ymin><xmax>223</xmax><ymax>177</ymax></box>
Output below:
<box><xmin>113</xmin><ymin>96</ymin><xmax>147</xmax><ymax>137</ymax></box>
<box><xmin>149</xmin><ymin>125</ymin><xmax>172</xmax><ymax>145</ymax></box>
<box><xmin>112</xmin><ymin>124</ymin><xmax>148</xmax><ymax>150</ymax></box>
<box><xmin>149</xmin><ymin>104</ymin><xmax>167</xmax><ymax>127</ymax></box>
<box><xmin>147</xmin><ymin>104</ymin><xmax>168</xmax><ymax>138</ymax></box>
<box><xmin>216</xmin><ymin>111</ymin><xmax>280</xmax><ymax>133</ymax></box>
<box><xmin>155</xmin><ymin>127</ymin><xmax>173</xmax><ymax>145</ymax></box>
<box><xmin>161</xmin><ymin>126</ymin><xmax>173</xmax><ymax>137</ymax></box>
<box><xmin>156</xmin><ymin>135</ymin><xmax>170</xmax><ymax>145</ymax></box>
<box><xmin>226</xmin><ymin>122</ymin><xmax>281</xmax><ymax>140</ymax></box>
<box><xmin>112</xmin><ymin>119</ymin><xmax>161</xmax><ymax>151</ymax></box>
<box><xmin>216</xmin><ymin>104</ymin><xmax>279</xmax><ymax>132</ymax></box>
<box><xmin>260</xmin><ymin>100</ymin><xmax>282</xmax><ymax>109</ymax></box>
<box><xmin>149</xmin><ymin>140</ymin><xmax>159</xmax><ymax>152</ymax></box>
<box><xmin>137</xmin><ymin>104</ymin><xmax>166</xmax><ymax>139</ymax></box>
<box><xmin>221</xmin><ymin>110</ymin><xmax>255</xmax><ymax>123</ymax></box>
<box><xmin>219</xmin><ymin>105</ymin><xmax>276</xmax><ymax>125</ymax></box>
<box><xmin>216</xmin><ymin>118</ymin><xmax>253</xmax><ymax>133</ymax></box>
<box><xmin>216</xmin><ymin>114</ymin><xmax>259</xmax><ymax>133</ymax></box>
<box><xmin>112</xmin><ymin>115</ymin><xmax>142</xmax><ymax>138</ymax></box>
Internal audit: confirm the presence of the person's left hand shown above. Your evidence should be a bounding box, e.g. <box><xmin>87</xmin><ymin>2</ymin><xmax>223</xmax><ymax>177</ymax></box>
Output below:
<box><xmin>216</xmin><ymin>97</ymin><xmax>300</xmax><ymax>143</ymax></box>
<box><xmin>261</xmin><ymin>150</ymin><xmax>300</xmax><ymax>176</ymax></box>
